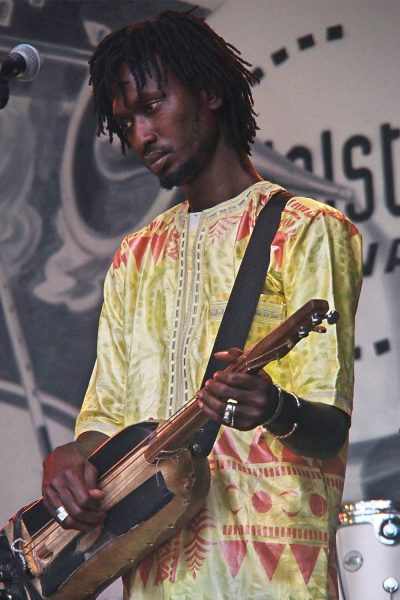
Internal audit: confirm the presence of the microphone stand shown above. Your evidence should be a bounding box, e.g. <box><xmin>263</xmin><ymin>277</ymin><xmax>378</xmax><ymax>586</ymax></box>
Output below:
<box><xmin>0</xmin><ymin>250</ymin><xmax>52</xmax><ymax>459</ymax></box>
<box><xmin>0</xmin><ymin>50</ymin><xmax>33</xmax><ymax>109</ymax></box>
<box><xmin>0</xmin><ymin>82</ymin><xmax>9</xmax><ymax>109</ymax></box>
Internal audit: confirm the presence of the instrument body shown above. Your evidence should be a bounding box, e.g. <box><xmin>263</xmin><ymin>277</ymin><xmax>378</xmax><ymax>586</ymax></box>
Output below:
<box><xmin>337</xmin><ymin>500</ymin><xmax>400</xmax><ymax>599</ymax></box>
<box><xmin>2</xmin><ymin>298</ymin><xmax>335</xmax><ymax>600</ymax></box>
<box><xmin>4</xmin><ymin>420</ymin><xmax>210</xmax><ymax>600</ymax></box>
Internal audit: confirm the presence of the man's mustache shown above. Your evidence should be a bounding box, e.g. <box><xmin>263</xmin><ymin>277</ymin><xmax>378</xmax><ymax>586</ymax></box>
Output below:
<box><xmin>142</xmin><ymin>142</ymin><xmax>169</xmax><ymax>159</ymax></box>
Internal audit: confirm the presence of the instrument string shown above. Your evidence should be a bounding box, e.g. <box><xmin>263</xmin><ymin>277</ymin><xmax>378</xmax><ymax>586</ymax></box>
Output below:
<box><xmin>244</xmin><ymin>341</ymin><xmax>292</xmax><ymax>372</ymax></box>
<box><xmin>26</xmin><ymin>336</ymin><xmax>286</xmax><ymax>560</ymax></box>
<box><xmin>27</xmin><ymin>432</ymin><xmax>199</xmax><ymax>559</ymax></box>
<box><xmin>27</xmin><ymin>395</ymin><xmax>204</xmax><ymax>554</ymax></box>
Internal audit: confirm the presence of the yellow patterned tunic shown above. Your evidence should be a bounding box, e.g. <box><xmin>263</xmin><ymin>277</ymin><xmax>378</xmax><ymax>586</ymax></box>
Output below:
<box><xmin>75</xmin><ymin>180</ymin><xmax>362</xmax><ymax>600</ymax></box>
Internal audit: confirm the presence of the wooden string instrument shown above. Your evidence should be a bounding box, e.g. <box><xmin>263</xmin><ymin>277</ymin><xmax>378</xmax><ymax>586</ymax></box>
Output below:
<box><xmin>2</xmin><ymin>298</ymin><xmax>338</xmax><ymax>600</ymax></box>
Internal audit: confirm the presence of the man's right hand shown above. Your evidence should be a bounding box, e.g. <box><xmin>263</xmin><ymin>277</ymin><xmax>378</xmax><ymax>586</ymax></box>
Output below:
<box><xmin>42</xmin><ymin>432</ymin><xmax>108</xmax><ymax>532</ymax></box>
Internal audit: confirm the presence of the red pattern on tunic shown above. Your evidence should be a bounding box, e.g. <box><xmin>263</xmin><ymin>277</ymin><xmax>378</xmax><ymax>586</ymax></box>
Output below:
<box><xmin>289</xmin><ymin>200</ymin><xmax>323</xmax><ymax>221</ymax></box>
<box><xmin>236</xmin><ymin>207</ymin><xmax>252</xmax><ymax>242</ymax></box>
<box><xmin>235</xmin><ymin>193</ymin><xmax>269</xmax><ymax>241</ymax></box>
<box><xmin>281</xmin><ymin>445</ymin><xmax>309</xmax><ymax>465</ymax></box>
<box><xmin>212</xmin><ymin>429</ymin><xmax>243</xmax><ymax>462</ymax></box>
<box><xmin>112</xmin><ymin>245</ymin><xmax>127</xmax><ymax>270</ymax></box>
<box><xmin>125</xmin><ymin>218</ymin><xmax>180</xmax><ymax>270</ymax></box>
<box><xmin>290</xmin><ymin>544</ymin><xmax>321</xmax><ymax>584</ymax></box>
<box><xmin>252</xmin><ymin>542</ymin><xmax>285</xmax><ymax>580</ymax></box>
<box><xmin>309</xmin><ymin>493</ymin><xmax>328</xmax><ymax>517</ymax></box>
<box><xmin>184</xmin><ymin>508</ymin><xmax>217</xmax><ymax>579</ymax></box>
<box><xmin>219</xmin><ymin>539</ymin><xmax>248</xmax><ymax>577</ymax></box>
<box><xmin>136</xmin><ymin>555</ymin><xmax>153</xmax><ymax>588</ymax></box>
<box><xmin>208</xmin><ymin>216</ymin><xmax>240</xmax><ymax>243</ymax></box>
<box><xmin>128</xmin><ymin>236</ymin><xmax>152</xmax><ymax>271</ymax></box>
<box><xmin>271</xmin><ymin>231</ymin><xmax>288</xmax><ymax>269</ymax></box>
<box><xmin>246</xmin><ymin>427</ymin><xmax>279</xmax><ymax>463</ymax></box>
<box><xmin>251</xmin><ymin>490</ymin><xmax>273</xmax><ymax>513</ymax></box>
<box><xmin>279</xmin><ymin>489</ymin><xmax>301</xmax><ymax>518</ymax></box>
<box><xmin>154</xmin><ymin>533</ymin><xmax>181</xmax><ymax>586</ymax></box>
<box><xmin>320</xmin><ymin>455</ymin><xmax>346</xmax><ymax>478</ymax></box>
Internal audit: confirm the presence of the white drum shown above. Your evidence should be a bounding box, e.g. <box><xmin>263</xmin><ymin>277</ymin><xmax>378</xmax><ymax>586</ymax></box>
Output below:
<box><xmin>337</xmin><ymin>500</ymin><xmax>400</xmax><ymax>599</ymax></box>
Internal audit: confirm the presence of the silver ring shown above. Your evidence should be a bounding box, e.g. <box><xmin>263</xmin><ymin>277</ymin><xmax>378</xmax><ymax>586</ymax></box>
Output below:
<box><xmin>222</xmin><ymin>399</ymin><xmax>237</xmax><ymax>427</ymax></box>
<box><xmin>55</xmin><ymin>505</ymin><xmax>69</xmax><ymax>523</ymax></box>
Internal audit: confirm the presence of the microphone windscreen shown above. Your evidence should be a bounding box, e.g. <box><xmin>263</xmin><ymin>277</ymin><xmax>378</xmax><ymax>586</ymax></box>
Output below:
<box><xmin>10</xmin><ymin>43</ymin><xmax>41</xmax><ymax>81</ymax></box>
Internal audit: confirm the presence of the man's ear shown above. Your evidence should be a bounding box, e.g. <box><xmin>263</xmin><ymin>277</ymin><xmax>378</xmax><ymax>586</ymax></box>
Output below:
<box><xmin>201</xmin><ymin>87</ymin><xmax>223</xmax><ymax>110</ymax></box>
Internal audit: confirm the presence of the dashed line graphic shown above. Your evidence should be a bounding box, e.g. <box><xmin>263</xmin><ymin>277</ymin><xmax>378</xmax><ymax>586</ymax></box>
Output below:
<box><xmin>271</xmin><ymin>47</ymin><xmax>288</xmax><ymax>66</ymax></box>
<box><xmin>326</xmin><ymin>24</ymin><xmax>343</xmax><ymax>42</ymax></box>
<box><xmin>251</xmin><ymin>66</ymin><xmax>264</xmax><ymax>82</ymax></box>
<box><xmin>374</xmin><ymin>339</ymin><xmax>391</xmax><ymax>355</ymax></box>
<box><xmin>297</xmin><ymin>33</ymin><xmax>315</xmax><ymax>51</ymax></box>
<box><xmin>251</xmin><ymin>23</ymin><xmax>392</xmax><ymax>363</ymax></box>
<box><xmin>355</xmin><ymin>339</ymin><xmax>392</xmax><ymax>360</ymax></box>
<box><xmin>252</xmin><ymin>24</ymin><xmax>345</xmax><ymax>83</ymax></box>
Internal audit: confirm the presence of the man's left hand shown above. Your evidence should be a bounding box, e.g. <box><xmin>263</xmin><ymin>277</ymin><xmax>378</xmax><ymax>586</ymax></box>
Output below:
<box><xmin>196</xmin><ymin>348</ymin><xmax>279</xmax><ymax>430</ymax></box>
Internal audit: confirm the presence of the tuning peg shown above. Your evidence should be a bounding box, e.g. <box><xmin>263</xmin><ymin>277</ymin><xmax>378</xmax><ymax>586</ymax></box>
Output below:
<box><xmin>298</xmin><ymin>325</ymin><xmax>310</xmax><ymax>338</ymax></box>
<box><xmin>326</xmin><ymin>309</ymin><xmax>340</xmax><ymax>325</ymax></box>
<box><xmin>312</xmin><ymin>325</ymin><xmax>327</xmax><ymax>333</ymax></box>
<box><xmin>311</xmin><ymin>312</ymin><xmax>324</xmax><ymax>325</ymax></box>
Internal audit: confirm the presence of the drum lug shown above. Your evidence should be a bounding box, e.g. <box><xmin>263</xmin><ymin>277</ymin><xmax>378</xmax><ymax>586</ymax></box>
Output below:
<box><xmin>379</xmin><ymin>516</ymin><xmax>400</xmax><ymax>544</ymax></box>
<box><xmin>383</xmin><ymin>576</ymin><xmax>399</xmax><ymax>593</ymax></box>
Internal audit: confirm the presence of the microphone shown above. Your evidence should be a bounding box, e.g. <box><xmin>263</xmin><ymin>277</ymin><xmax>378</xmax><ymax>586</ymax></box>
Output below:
<box><xmin>0</xmin><ymin>43</ymin><xmax>41</xmax><ymax>84</ymax></box>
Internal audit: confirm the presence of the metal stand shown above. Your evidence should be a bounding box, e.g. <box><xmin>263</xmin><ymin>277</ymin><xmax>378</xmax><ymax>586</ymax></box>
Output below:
<box><xmin>0</xmin><ymin>251</ymin><xmax>51</xmax><ymax>459</ymax></box>
<box><xmin>0</xmin><ymin>83</ymin><xmax>9</xmax><ymax>109</ymax></box>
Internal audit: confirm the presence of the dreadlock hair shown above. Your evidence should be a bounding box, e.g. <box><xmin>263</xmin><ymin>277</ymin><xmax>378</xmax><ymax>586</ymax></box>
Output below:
<box><xmin>89</xmin><ymin>9</ymin><xmax>259</xmax><ymax>158</ymax></box>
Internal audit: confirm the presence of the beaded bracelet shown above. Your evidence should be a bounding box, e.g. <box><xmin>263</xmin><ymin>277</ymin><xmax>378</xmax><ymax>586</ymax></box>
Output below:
<box><xmin>263</xmin><ymin>386</ymin><xmax>301</xmax><ymax>439</ymax></box>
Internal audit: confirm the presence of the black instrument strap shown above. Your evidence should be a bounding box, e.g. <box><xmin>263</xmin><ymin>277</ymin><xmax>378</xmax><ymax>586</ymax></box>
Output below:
<box><xmin>191</xmin><ymin>189</ymin><xmax>292</xmax><ymax>457</ymax></box>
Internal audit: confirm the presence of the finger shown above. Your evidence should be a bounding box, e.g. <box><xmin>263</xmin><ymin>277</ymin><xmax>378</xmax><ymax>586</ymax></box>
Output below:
<box><xmin>197</xmin><ymin>389</ymin><xmax>226</xmax><ymax>423</ymax></box>
<box><xmin>214</xmin><ymin>347</ymin><xmax>243</xmax><ymax>364</ymax></box>
<box><xmin>83</xmin><ymin>460</ymin><xmax>100</xmax><ymax>488</ymax></box>
<box><xmin>44</xmin><ymin>471</ymin><xmax>105</xmax><ymax>527</ymax></box>
<box><xmin>55</xmin><ymin>485</ymin><xmax>105</xmax><ymax>530</ymax></box>
<box><xmin>59</xmin><ymin>469</ymin><xmax>99</xmax><ymax>510</ymax></box>
<box><xmin>88</xmin><ymin>488</ymin><xmax>106</xmax><ymax>502</ymax></box>
<box><xmin>197</xmin><ymin>387</ymin><xmax>227</xmax><ymax>416</ymax></box>
<box><xmin>55</xmin><ymin>477</ymin><xmax>105</xmax><ymax>519</ymax></box>
<box><xmin>205</xmin><ymin>377</ymin><xmax>256</xmax><ymax>403</ymax></box>
<box><xmin>203</xmin><ymin>377</ymin><xmax>274</xmax><ymax>422</ymax></box>
<box><xmin>198</xmin><ymin>388</ymin><xmax>262</xmax><ymax>431</ymax></box>
<box><xmin>201</xmin><ymin>385</ymin><xmax>251</xmax><ymax>422</ymax></box>
<box><xmin>258</xmin><ymin>369</ymin><xmax>270</xmax><ymax>379</ymax></box>
<box><xmin>59</xmin><ymin>513</ymin><xmax>100</xmax><ymax>532</ymax></box>
<box><xmin>214</xmin><ymin>370</ymin><xmax>272</xmax><ymax>392</ymax></box>
<box><xmin>201</xmin><ymin>388</ymin><xmax>250</xmax><ymax>429</ymax></box>
<box><xmin>43</xmin><ymin>487</ymin><xmax>97</xmax><ymax>532</ymax></box>
<box><xmin>82</xmin><ymin>462</ymin><xmax>105</xmax><ymax>506</ymax></box>
<box><xmin>57</xmin><ymin>511</ymin><xmax>101</xmax><ymax>532</ymax></box>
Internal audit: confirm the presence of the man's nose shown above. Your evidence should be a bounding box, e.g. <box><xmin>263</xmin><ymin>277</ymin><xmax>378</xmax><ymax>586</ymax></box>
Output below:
<box><xmin>129</xmin><ymin>116</ymin><xmax>157</xmax><ymax>155</ymax></box>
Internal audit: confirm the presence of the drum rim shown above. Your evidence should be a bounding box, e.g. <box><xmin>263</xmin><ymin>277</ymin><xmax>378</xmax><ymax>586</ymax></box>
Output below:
<box><xmin>340</xmin><ymin>499</ymin><xmax>399</xmax><ymax>517</ymax></box>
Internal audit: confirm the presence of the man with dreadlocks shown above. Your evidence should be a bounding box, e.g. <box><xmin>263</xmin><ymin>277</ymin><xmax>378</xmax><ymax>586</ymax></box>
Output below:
<box><xmin>42</xmin><ymin>9</ymin><xmax>362</xmax><ymax>600</ymax></box>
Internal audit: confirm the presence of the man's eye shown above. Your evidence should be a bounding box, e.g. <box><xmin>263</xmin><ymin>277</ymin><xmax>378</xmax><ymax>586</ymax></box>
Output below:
<box><xmin>145</xmin><ymin>100</ymin><xmax>161</xmax><ymax>114</ymax></box>
<box><xmin>119</xmin><ymin>120</ymin><xmax>132</xmax><ymax>131</ymax></box>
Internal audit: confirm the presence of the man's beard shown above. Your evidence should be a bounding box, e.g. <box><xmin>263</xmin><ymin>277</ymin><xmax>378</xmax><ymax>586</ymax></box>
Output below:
<box><xmin>158</xmin><ymin>154</ymin><xmax>207</xmax><ymax>191</ymax></box>
<box><xmin>157</xmin><ymin>111</ymin><xmax>220</xmax><ymax>191</ymax></box>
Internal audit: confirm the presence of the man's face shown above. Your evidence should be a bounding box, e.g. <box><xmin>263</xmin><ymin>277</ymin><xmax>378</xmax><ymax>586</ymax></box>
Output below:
<box><xmin>112</xmin><ymin>64</ymin><xmax>221</xmax><ymax>190</ymax></box>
